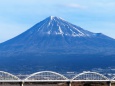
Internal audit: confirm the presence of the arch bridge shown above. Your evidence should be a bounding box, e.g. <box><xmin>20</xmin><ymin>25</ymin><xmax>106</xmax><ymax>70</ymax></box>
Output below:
<box><xmin>24</xmin><ymin>71</ymin><xmax>69</xmax><ymax>82</ymax></box>
<box><xmin>0</xmin><ymin>71</ymin><xmax>114</xmax><ymax>86</ymax></box>
<box><xmin>0</xmin><ymin>71</ymin><xmax>20</xmax><ymax>82</ymax></box>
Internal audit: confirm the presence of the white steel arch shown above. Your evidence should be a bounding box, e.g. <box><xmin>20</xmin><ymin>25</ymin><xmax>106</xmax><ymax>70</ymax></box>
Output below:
<box><xmin>0</xmin><ymin>71</ymin><xmax>20</xmax><ymax>80</ymax></box>
<box><xmin>72</xmin><ymin>71</ymin><xmax>109</xmax><ymax>81</ymax></box>
<box><xmin>25</xmin><ymin>71</ymin><xmax>68</xmax><ymax>81</ymax></box>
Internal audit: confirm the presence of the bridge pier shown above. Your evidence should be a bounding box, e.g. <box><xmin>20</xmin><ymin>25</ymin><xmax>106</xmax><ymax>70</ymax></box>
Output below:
<box><xmin>67</xmin><ymin>81</ymin><xmax>71</xmax><ymax>86</ymax></box>
<box><xmin>19</xmin><ymin>82</ymin><xmax>24</xmax><ymax>86</ymax></box>
<box><xmin>107</xmin><ymin>81</ymin><xmax>111</xmax><ymax>86</ymax></box>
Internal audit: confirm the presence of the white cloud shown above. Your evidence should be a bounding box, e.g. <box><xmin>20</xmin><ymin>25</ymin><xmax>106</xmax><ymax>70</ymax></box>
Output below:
<box><xmin>65</xmin><ymin>3</ymin><xmax>86</xmax><ymax>9</ymax></box>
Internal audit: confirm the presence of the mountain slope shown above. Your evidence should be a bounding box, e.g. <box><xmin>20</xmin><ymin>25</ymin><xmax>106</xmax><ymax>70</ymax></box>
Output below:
<box><xmin>0</xmin><ymin>16</ymin><xmax>115</xmax><ymax>74</ymax></box>
<box><xmin>0</xmin><ymin>16</ymin><xmax>115</xmax><ymax>56</ymax></box>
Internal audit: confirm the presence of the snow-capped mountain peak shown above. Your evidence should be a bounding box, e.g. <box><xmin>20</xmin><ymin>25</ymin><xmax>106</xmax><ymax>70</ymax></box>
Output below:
<box><xmin>0</xmin><ymin>16</ymin><xmax>115</xmax><ymax>56</ymax></box>
<box><xmin>1</xmin><ymin>16</ymin><xmax>115</xmax><ymax>74</ymax></box>
<box><xmin>49</xmin><ymin>16</ymin><xmax>58</xmax><ymax>20</ymax></box>
<box><xmin>49</xmin><ymin>16</ymin><xmax>64</xmax><ymax>20</ymax></box>
<box><xmin>30</xmin><ymin>16</ymin><xmax>94</xmax><ymax>37</ymax></box>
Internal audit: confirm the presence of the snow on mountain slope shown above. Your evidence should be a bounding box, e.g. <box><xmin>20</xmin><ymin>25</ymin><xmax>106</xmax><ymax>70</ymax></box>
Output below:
<box><xmin>0</xmin><ymin>16</ymin><xmax>115</xmax><ymax>56</ymax></box>
<box><xmin>27</xmin><ymin>16</ymin><xmax>94</xmax><ymax>37</ymax></box>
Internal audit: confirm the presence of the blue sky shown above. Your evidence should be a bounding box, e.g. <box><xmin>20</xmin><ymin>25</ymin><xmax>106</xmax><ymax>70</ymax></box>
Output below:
<box><xmin>0</xmin><ymin>0</ymin><xmax>115</xmax><ymax>42</ymax></box>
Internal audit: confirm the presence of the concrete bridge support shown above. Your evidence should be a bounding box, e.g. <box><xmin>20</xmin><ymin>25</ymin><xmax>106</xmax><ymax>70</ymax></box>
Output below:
<box><xmin>107</xmin><ymin>81</ymin><xmax>111</xmax><ymax>86</ymax></box>
<box><xmin>19</xmin><ymin>82</ymin><xmax>24</xmax><ymax>86</ymax></box>
<box><xmin>67</xmin><ymin>81</ymin><xmax>71</xmax><ymax>86</ymax></box>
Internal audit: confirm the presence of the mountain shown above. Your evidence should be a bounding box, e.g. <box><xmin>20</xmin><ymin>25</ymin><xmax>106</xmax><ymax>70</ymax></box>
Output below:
<box><xmin>0</xmin><ymin>16</ymin><xmax>115</xmax><ymax>56</ymax></box>
<box><xmin>0</xmin><ymin>16</ymin><xmax>115</xmax><ymax>74</ymax></box>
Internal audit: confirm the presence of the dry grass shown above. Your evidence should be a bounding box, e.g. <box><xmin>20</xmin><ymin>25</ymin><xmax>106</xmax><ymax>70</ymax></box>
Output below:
<box><xmin>0</xmin><ymin>82</ymin><xmax>115</xmax><ymax>86</ymax></box>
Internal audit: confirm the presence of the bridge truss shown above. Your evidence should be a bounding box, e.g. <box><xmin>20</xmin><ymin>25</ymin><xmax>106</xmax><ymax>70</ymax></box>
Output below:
<box><xmin>24</xmin><ymin>71</ymin><xmax>69</xmax><ymax>82</ymax></box>
<box><xmin>0</xmin><ymin>70</ymin><xmax>114</xmax><ymax>82</ymax></box>
<box><xmin>0</xmin><ymin>71</ymin><xmax>20</xmax><ymax>82</ymax></box>
<box><xmin>72</xmin><ymin>71</ymin><xmax>109</xmax><ymax>82</ymax></box>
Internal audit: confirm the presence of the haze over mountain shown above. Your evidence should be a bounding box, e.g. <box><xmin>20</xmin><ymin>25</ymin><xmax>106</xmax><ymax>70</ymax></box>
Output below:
<box><xmin>0</xmin><ymin>16</ymin><xmax>115</xmax><ymax>74</ymax></box>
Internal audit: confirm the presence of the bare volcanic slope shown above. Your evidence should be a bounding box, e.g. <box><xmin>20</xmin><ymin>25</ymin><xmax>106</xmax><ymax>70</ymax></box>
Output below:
<box><xmin>0</xmin><ymin>16</ymin><xmax>115</xmax><ymax>56</ymax></box>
